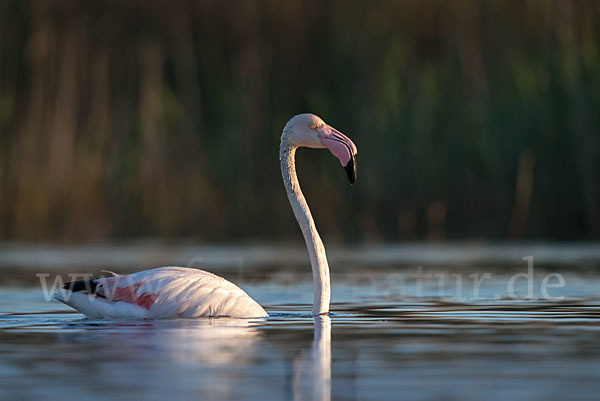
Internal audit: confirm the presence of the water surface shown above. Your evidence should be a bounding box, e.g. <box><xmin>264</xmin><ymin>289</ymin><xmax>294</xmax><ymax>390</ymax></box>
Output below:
<box><xmin>1</xmin><ymin>244</ymin><xmax>599</xmax><ymax>401</ymax></box>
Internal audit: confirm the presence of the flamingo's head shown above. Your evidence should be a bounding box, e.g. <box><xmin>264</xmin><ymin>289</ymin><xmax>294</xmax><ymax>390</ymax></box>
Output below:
<box><xmin>283</xmin><ymin>113</ymin><xmax>358</xmax><ymax>184</ymax></box>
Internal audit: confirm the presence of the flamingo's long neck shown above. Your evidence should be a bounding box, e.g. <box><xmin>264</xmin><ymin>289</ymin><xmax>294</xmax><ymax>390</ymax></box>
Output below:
<box><xmin>280</xmin><ymin>138</ymin><xmax>330</xmax><ymax>316</ymax></box>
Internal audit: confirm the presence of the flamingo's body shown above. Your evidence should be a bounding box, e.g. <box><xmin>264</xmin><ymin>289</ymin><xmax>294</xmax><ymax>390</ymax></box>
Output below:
<box><xmin>57</xmin><ymin>267</ymin><xmax>267</xmax><ymax>318</ymax></box>
<box><xmin>55</xmin><ymin>114</ymin><xmax>357</xmax><ymax>318</ymax></box>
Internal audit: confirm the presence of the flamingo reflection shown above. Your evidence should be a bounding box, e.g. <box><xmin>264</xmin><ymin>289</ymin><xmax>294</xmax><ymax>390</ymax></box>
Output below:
<box><xmin>294</xmin><ymin>315</ymin><xmax>332</xmax><ymax>401</ymax></box>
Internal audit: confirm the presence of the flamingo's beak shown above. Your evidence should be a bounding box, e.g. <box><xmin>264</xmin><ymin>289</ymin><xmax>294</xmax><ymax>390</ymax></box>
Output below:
<box><xmin>317</xmin><ymin>124</ymin><xmax>358</xmax><ymax>184</ymax></box>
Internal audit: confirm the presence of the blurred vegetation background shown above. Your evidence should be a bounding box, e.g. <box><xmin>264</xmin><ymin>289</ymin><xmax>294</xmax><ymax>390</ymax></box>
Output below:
<box><xmin>0</xmin><ymin>0</ymin><xmax>599</xmax><ymax>243</ymax></box>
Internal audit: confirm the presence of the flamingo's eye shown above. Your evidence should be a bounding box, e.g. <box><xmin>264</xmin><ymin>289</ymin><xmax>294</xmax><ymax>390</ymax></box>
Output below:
<box><xmin>310</xmin><ymin>124</ymin><xmax>317</xmax><ymax>130</ymax></box>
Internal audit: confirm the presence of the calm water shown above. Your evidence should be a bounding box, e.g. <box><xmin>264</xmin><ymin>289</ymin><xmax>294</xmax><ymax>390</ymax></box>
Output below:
<box><xmin>1</xmin><ymin>243</ymin><xmax>599</xmax><ymax>401</ymax></box>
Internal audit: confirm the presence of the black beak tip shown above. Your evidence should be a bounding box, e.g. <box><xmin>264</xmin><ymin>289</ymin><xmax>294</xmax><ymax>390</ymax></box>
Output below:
<box><xmin>344</xmin><ymin>157</ymin><xmax>357</xmax><ymax>185</ymax></box>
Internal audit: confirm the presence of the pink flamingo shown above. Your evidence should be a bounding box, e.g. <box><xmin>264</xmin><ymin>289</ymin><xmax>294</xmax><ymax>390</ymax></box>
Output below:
<box><xmin>55</xmin><ymin>114</ymin><xmax>357</xmax><ymax>318</ymax></box>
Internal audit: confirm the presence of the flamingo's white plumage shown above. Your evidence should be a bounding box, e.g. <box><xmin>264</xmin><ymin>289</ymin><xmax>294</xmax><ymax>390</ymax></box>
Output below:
<box><xmin>55</xmin><ymin>113</ymin><xmax>357</xmax><ymax>318</ymax></box>
<box><xmin>58</xmin><ymin>267</ymin><xmax>268</xmax><ymax>318</ymax></box>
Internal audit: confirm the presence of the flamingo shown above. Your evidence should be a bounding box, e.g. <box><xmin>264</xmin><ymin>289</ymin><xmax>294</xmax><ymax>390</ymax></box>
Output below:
<box><xmin>55</xmin><ymin>113</ymin><xmax>357</xmax><ymax>318</ymax></box>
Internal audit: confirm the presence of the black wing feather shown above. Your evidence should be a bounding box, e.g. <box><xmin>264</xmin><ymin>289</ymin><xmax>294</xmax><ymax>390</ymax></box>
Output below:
<box><xmin>63</xmin><ymin>278</ymin><xmax>101</xmax><ymax>295</ymax></box>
